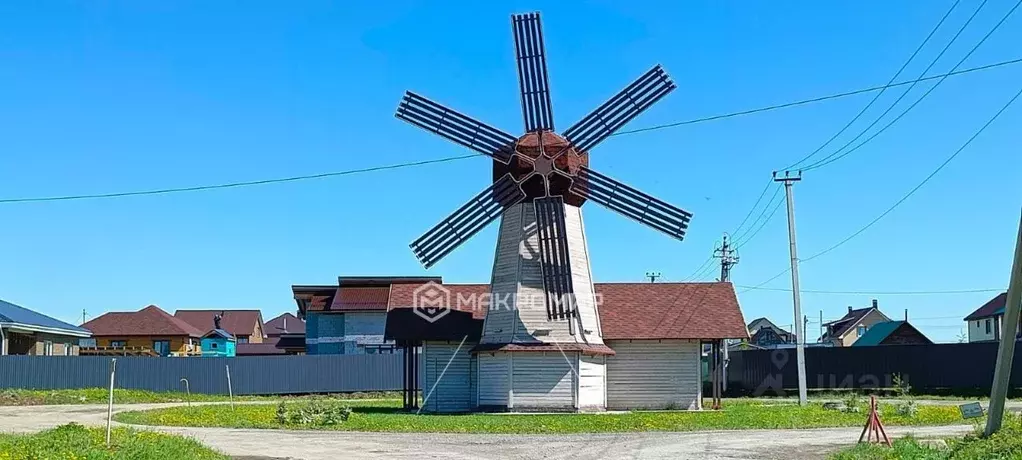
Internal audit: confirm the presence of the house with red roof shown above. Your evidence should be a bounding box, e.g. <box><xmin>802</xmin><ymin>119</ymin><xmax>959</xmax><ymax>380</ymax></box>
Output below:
<box><xmin>174</xmin><ymin>310</ymin><xmax>266</xmax><ymax>344</ymax></box>
<box><xmin>80</xmin><ymin>305</ymin><xmax>203</xmax><ymax>357</ymax></box>
<box><xmin>964</xmin><ymin>292</ymin><xmax>1017</xmax><ymax>342</ymax></box>
<box><xmin>294</xmin><ymin>276</ymin><xmax>748</xmax><ymax>412</ymax></box>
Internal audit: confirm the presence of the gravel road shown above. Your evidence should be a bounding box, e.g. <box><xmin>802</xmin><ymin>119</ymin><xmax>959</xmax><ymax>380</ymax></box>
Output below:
<box><xmin>0</xmin><ymin>402</ymin><xmax>988</xmax><ymax>460</ymax></box>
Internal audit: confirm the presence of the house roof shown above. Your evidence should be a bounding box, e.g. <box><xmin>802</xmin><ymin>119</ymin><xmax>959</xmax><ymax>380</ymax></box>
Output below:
<box><xmin>82</xmin><ymin>305</ymin><xmax>203</xmax><ymax>338</ymax></box>
<box><xmin>964</xmin><ymin>292</ymin><xmax>1007</xmax><ymax>321</ymax></box>
<box><xmin>382</xmin><ymin>281</ymin><xmax>748</xmax><ymax>340</ymax></box>
<box><xmin>236</xmin><ymin>342</ymin><xmax>287</xmax><ymax>355</ymax></box>
<box><xmin>174</xmin><ymin>310</ymin><xmax>263</xmax><ymax>338</ymax></box>
<box><xmin>330</xmin><ymin>287</ymin><xmax>391</xmax><ymax>311</ymax></box>
<box><xmin>265</xmin><ymin>312</ymin><xmax>304</xmax><ymax>336</ymax></box>
<box><xmin>0</xmin><ymin>299</ymin><xmax>91</xmax><ymax>337</ymax></box>
<box><xmin>747</xmin><ymin>317</ymin><xmax>789</xmax><ymax>335</ymax></box>
<box><xmin>203</xmin><ymin>328</ymin><xmax>235</xmax><ymax>340</ymax></box>
<box><xmin>852</xmin><ymin>321</ymin><xmax>932</xmax><ymax>346</ymax></box>
<box><xmin>824</xmin><ymin>307</ymin><xmax>883</xmax><ymax>339</ymax></box>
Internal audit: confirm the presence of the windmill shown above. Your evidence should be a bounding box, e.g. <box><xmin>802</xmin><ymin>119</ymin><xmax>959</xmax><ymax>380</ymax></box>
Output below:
<box><xmin>395</xmin><ymin>12</ymin><xmax>692</xmax><ymax>408</ymax></box>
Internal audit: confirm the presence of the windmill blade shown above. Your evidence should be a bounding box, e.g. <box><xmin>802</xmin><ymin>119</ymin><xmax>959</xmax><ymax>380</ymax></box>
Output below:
<box><xmin>534</xmin><ymin>196</ymin><xmax>575</xmax><ymax>320</ymax></box>
<box><xmin>512</xmin><ymin>12</ymin><xmax>555</xmax><ymax>133</ymax></box>
<box><xmin>571</xmin><ymin>166</ymin><xmax>692</xmax><ymax>241</ymax></box>
<box><xmin>411</xmin><ymin>174</ymin><xmax>527</xmax><ymax>268</ymax></box>
<box><xmin>562</xmin><ymin>65</ymin><xmax>675</xmax><ymax>153</ymax></box>
<box><xmin>396</xmin><ymin>91</ymin><xmax>516</xmax><ymax>164</ymax></box>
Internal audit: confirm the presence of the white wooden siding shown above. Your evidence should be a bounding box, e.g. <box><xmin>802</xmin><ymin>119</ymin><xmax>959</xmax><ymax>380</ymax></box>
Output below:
<box><xmin>483</xmin><ymin>206</ymin><xmax>523</xmax><ymax>344</ymax></box>
<box><xmin>564</xmin><ymin>205</ymin><xmax>603</xmax><ymax>343</ymax></box>
<box><xmin>511</xmin><ymin>352</ymin><xmax>575</xmax><ymax>410</ymax></box>
<box><xmin>422</xmin><ymin>341</ymin><xmax>474</xmax><ymax>413</ymax></box>
<box><xmin>606</xmin><ymin>340</ymin><xmax>701</xmax><ymax>410</ymax></box>
<box><xmin>578</xmin><ymin>354</ymin><xmax>606</xmax><ymax>410</ymax></box>
<box><xmin>477</xmin><ymin>352</ymin><xmax>510</xmax><ymax>407</ymax></box>
<box><xmin>482</xmin><ymin>202</ymin><xmax>603</xmax><ymax>345</ymax></box>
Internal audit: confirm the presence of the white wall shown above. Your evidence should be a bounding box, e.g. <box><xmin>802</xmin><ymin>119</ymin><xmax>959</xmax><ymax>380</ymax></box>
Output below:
<box><xmin>969</xmin><ymin>317</ymin><xmax>997</xmax><ymax>343</ymax></box>
<box><xmin>606</xmin><ymin>339</ymin><xmax>701</xmax><ymax>410</ymax></box>
<box><xmin>577</xmin><ymin>355</ymin><xmax>606</xmax><ymax>410</ymax></box>
<box><xmin>477</xmin><ymin>352</ymin><xmax>510</xmax><ymax>407</ymax></box>
<box><xmin>422</xmin><ymin>341</ymin><xmax>475</xmax><ymax>413</ymax></box>
<box><xmin>511</xmin><ymin>352</ymin><xmax>575</xmax><ymax>410</ymax></box>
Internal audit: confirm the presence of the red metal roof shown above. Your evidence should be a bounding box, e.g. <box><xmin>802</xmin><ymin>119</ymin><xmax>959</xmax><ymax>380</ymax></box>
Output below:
<box><xmin>965</xmin><ymin>292</ymin><xmax>1007</xmax><ymax>321</ymax></box>
<box><xmin>330</xmin><ymin>286</ymin><xmax>391</xmax><ymax>311</ymax></box>
<box><xmin>174</xmin><ymin>310</ymin><xmax>263</xmax><ymax>338</ymax></box>
<box><xmin>82</xmin><ymin>305</ymin><xmax>204</xmax><ymax>338</ymax></box>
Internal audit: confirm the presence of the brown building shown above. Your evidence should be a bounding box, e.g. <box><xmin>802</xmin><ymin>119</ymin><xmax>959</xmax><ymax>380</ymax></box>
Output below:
<box><xmin>174</xmin><ymin>310</ymin><xmax>266</xmax><ymax>344</ymax></box>
<box><xmin>81</xmin><ymin>305</ymin><xmax>203</xmax><ymax>356</ymax></box>
<box><xmin>820</xmin><ymin>300</ymin><xmax>892</xmax><ymax>347</ymax></box>
<box><xmin>1</xmin><ymin>298</ymin><xmax>91</xmax><ymax>356</ymax></box>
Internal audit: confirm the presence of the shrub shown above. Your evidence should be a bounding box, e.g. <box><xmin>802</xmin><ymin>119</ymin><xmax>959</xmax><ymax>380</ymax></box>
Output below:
<box><xmin>895</xmin><ymin>400</ymin><xmax>918</xmax><ymax>418</ymax></box>
<box><xmin>842</xmin><ymin>393</ymin><xmax>863</xmax><ymax>413</ymax></box>
<box><xmin>276</xmin><ymin>401</ymin><xmax>352</xmax><ymax>427</ymax></box>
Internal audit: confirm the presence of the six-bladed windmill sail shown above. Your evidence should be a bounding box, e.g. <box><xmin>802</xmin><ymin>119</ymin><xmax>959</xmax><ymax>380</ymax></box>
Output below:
<box><xmin>396</xmin><ymin>11</ymin><xmax>692</xmax><ymax>319</ymax></box>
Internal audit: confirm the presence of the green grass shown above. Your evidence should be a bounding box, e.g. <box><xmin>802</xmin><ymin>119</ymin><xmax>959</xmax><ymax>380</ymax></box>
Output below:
<box><xmin>830</xmin><ymin>417</ymin><xmax>1022</xmax><ymax>459</ymax></box>
<box><xmin>0</xmin><ymin>388</ymin><xmax>399</xmax><ymax>406</ymax></box>
<box><xmin>0</xmin><ymin>423</ymin><xmax>226</xmax><ymax>460</ymax></box>
<box><xmin>115</xmin><ymin>399</ymin><xmax>968</xmax><ymax>434</ymax></box>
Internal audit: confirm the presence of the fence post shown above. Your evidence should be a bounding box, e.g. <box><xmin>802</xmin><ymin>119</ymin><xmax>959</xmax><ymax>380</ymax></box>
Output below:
<box><xmin>106</xmin><ymin>358</ymin><xmax>116</xmax><ymax>447</ymax></box>
<box><xmin>225</xmin><ymin>364</ymin><xmax>234</xmax><ymax>411</ymax></box>
<box><xmin>180</xmin><ymin>378</ymin><xmax>191</xmax><ymax>407</ymax></box>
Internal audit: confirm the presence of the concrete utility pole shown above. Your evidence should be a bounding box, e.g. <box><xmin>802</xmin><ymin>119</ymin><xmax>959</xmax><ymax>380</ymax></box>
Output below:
<box><xmin>645</xmin><ymin>272</ymin><xmax>662</xmax><ymax>283</ymax></box>
<box><xmin>985</xmin><ymin>209</ymin><xmax>1022</xmax><ymax>437</ymax></box>
<box><xmin>774</xmin><ymin>171</ymin><xmax>808</xmax><ymax>406</ymax></box>
<box><xmin>714</xmin><ymin>234</ymin><xmax>740</xmax><ymax>282</ymax></box>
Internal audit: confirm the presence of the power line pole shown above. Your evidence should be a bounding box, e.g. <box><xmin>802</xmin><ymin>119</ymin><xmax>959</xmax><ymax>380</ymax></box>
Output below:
<box><xmin>774</xmin><ymin>170</ymin><xmax>808</xmax><ymax>406</ymax></box>
<box><xmin>645</xmin><ymin>272</ymin><xmax>662</xmax><ymax>283</ymax></box>
<box><xmin>985</xmin><ymin>209</ymin><xmax>1022</xmax><ymax>437</ymax></box>
<box><xmin>82</xmin><ymin>309</ymin><xmax>88</xmax><ymax>325</ymax></box>
<box><xmin>714</xmin><ymin>234</ymin><xmax>740</xmax><ymax>282</ymax></box>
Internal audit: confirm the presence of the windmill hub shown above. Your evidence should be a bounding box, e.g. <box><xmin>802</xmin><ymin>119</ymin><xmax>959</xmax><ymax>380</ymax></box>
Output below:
<box><xmin>491</xmin><ymin>131</ymin><xmax>588</xmax><ymax>204</ymax></box>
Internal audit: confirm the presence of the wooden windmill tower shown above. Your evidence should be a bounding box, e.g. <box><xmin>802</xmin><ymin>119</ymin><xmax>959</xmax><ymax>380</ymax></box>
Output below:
<box><xmin>396</xmin><ymin>12</ymin><xmax>691</xmax><ymax>411</ymax></box>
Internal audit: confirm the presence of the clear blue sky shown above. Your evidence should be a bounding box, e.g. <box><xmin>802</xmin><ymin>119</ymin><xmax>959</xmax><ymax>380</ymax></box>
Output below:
<box><xmin>0</xmin><ymin>1</ymin><xmax>1019</xmax><ymax>342</ymax></box>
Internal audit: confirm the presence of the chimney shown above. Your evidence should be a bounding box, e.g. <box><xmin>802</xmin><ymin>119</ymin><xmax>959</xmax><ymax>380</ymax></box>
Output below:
<box><xmin>283</xmin><ymin>316</ymin><xmax>288</xmax><ymax>333</ymax></box>
<box><xmin>848</xmin><ymin>306</ymin><xmax>853</xmax><ymax>314</ymax></box>
<box><xmin>904</xmin><ymin>309</ymin><xmax>908</xmax><ymax>322</ymax></box>
<box><xmin>872</xmin><ymin>299</ymin><xmax>878</xmax><ymax>309</ymax></box>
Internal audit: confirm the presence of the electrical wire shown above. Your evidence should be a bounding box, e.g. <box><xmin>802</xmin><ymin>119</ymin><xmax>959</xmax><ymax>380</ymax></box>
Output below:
<box><xmin>780</xmin><ymin>0</ymin><xmax>963</xmax><ymax>172</ymax></box>
<box><xmin>733</xmin><ymin>196</ymin><xmax>786</xmax><ymax>250</ymax></box>
<box><xmin>1</xmin><ymin>57</ymin><xmax>1020</xmax><ymax>205</ymax></box>
<box><xmin>731</xmin><ymin>185</ymin><xmax>783</xmax><ymax>243</ymax></box>
<box><xmin>800</xmin><ymin>0</ymin><xmax>1020</xmax><ymax>172</ymax></box>
<box><xmin>741</xmin><ymin>82</ymin><xmax>1022</xmax><ymax>292</ymax></box>
<box><xmin>734</xmin><ymin>285</ymin><xmax>1002</xmax><ymax>295</ymax></box>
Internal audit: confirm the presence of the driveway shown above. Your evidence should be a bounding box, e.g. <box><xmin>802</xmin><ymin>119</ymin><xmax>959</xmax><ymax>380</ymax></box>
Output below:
<box><xmin>0</xmin><ymin>403</ymin><xmax>985</xmax><ymax>460</ymax></box>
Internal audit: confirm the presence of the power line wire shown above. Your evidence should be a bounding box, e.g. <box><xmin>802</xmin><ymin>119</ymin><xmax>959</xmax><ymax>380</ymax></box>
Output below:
<box><xmin>2</xmin><ymin>57</ymin><xmax>1020</xmax><ymax>205</ymax></box>
<box><xmin>742</xmin><ymin>81</ymin><xmax>1022</xmax><ymax>293</ymax></box>
<box><xmin>731</xmin><ymin>185</ymin><xmax>783</xmax><ymax>243</ymax></box>
<box><xmin>734</xmin><ymin>196</ymin><xmax>786</xmax><ymax>250</ymax></box>
<box><xmin>801</xmin><ymin>0</ymin><xmax>1019</xmax><ymax>171</ymax></box>
<box><xmin>612</xmin><ymin>56</ymin><xmax>1022</xmax><ymax>137</ymax></box>
<box><xmin>802</xmin><ymin>83</ymin><xmax>1022</xmax><ymax>263</ymax></box>
<box><xmin>0</xmin><ymin>154</ymin><xmax>481</xmax><ymax>204</ymax></box>
<box><xmin>780</xmin><ymin>0</ymin><xmax>963</xmax><ymax>172</ymax></box>
<box><xmin>735</xmin><ymin>285</ymin><xmax>1002</xmax><ymax>295</ymax></box>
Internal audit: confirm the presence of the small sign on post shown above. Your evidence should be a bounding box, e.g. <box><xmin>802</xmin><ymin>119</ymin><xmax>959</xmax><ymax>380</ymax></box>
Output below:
<box><xmin>960</xmin><ymin>402</ymin><xmax>984</xmax><ymax>419</ymax></box>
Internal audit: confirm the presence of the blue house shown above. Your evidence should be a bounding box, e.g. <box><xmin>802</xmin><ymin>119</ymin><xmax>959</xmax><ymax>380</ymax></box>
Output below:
<box><xmin>292</xmin><ymin>277</ymin><xmax>419</xmax><ymax>355</ymax></box>
<box><xmin>201</xmin><ymin>328</ymin><xmax>236</xmax><ymax>357</ymax></box>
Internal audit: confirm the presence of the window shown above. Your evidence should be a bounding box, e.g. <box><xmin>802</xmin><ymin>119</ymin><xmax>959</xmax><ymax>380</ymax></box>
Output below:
<box><xmin>43</xmin><ymin>341</ymin><xmax>53</xmax><ymax>356</ymax></box>
<box><xmin>152</xmin><ymin>340</ymin><xmax>171</xmax><ymax>357</ymax></box>
<box><xmin>237</xmin><ymin>336</ymin><xmax>249</xmax><ymax>344</ymax></box>
<box><xmin>986</xmin><ymin>319</ymin><xmax>992</xmax><ymax>334</ymax></box>
<box><xmin>210</xmin><ymin>343</ymin><xmax>218</xmax><ymax>349</ymax></box>
<box><xmin>110</xmin><ymin>340</ymin><xmax>127</xmax><ymax>348</ymax></box>
<box><xmin>856</xmin><ymin>325</ymin><xmax>867</xmax><ymax>336</ymax></box>
<box><xmin>64</xmin><ymin>343</ymin><xmax>73</xmax><ymax>356</ymax></box>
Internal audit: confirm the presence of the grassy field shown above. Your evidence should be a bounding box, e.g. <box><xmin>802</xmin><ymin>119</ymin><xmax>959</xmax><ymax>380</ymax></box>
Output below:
<box><xmin>115</xmin><ymin>399</ymin><xmax>969</xmax><ymax>434</ymax></box>
<box><xmin>830</xmin><ymin>417</ymin><xmax>1022</xmax><ymax>459</ymax></box>
<box><xmin>0</xmin><ymin>388</ymin><xmax>398</xmax><ymax>406</ymax></box>
<box><xmin>0</xmin><ymin>423</ymin><xmax>226</xmax><ymax>460</ymax></box>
